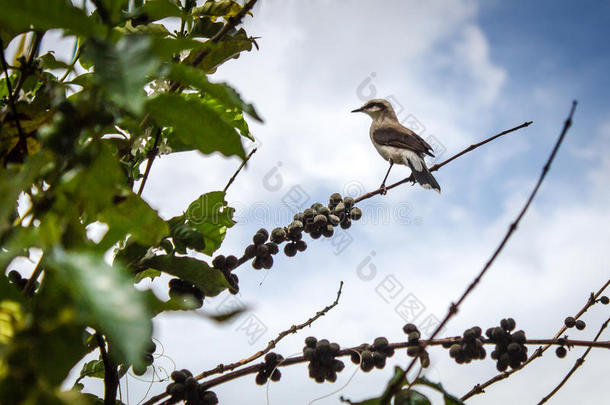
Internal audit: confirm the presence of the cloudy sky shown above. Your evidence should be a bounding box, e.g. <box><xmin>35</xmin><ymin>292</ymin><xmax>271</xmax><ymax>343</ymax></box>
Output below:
<box><xmin>64</xmin><ymin>1</ymin><xmax>609</xmax><ymax>404</ymax></box>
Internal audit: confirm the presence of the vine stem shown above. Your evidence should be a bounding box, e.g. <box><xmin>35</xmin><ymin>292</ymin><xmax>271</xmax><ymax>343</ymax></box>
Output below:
<box><xmin>461</xmin><ymin>278</ymin><xmax>610</xmax><ymax>400</ymax></box>
<box><xmin>537</xmin><ymin>317</ymin><xmax>610</xmax><ymax>404</ymax></box>
<box><xmin>223</xmin><ymin>147</ymin><xmax>257</xmax><ymax>193</ymax></box>
<box><xmin>383</xmin><ymin>101</ymin><xmax>577</xmax><ymax>404</ymax></box>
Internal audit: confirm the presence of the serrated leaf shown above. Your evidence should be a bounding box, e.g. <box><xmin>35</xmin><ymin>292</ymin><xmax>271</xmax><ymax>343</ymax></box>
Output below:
<box><xmin>49</xmin><ymin>248</ymin><xmax>153</xmax><ymax>369</ymax></box>
<box><xmin>146</xmin><ymin>93</ymin><xmax>246</xmax><ymax>159</ymax></box>
<box><xmin>184</xmin><ymin>191</ymin><xmax>235</xmax><ymax>255</ymax></box>
<box><xmin>84</xmin><ymin>36</ymin><xmax>161</xmax><ymax>115</ymax></box>
<box><xmin>168</xmin><ymin>62</ymin><xmax>262</xmax><ymax>123</ymax></box>
<box><xmin>0</xmin><ymin>0</ymin><xmax>105</xmax><ymax>38</ymax></box>
<box><xmin>142</xmin><ymin>255</ymin><xmax>229</xmax><ymax>296</ymax></box>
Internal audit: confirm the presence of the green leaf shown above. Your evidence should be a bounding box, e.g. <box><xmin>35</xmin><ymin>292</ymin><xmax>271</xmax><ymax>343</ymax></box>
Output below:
<box><xmin>168</xmin><ymin>62</ymin><xmax>263</xmax><ymax>123</ymax></box>
<box><xmin>142</xmin><ymin>255</ymin><xmax>229</xmax><ymax>296</ymax></box>
<box><xmin>48</xmin><ymin>248</ymin><xmax>153</xmax><ymax>368</ymax></box>
<box><xmin>191</xmin><ymin>17</ymin><xmax>224</xmax><ymax>38</ymax></box>
<box><xmin>394</xmin><ymin>390</ymin><xmax>431</xmax><ymax>405</ymax></box>
<box><xmin>184</xmin><ymin>191</ymin><xmax>235</xmax><ymax>255</ymax></box>
<box><xmin>134</xmin><ymin>269</ymin><xmax>161</xmax><ymax>283</ymax></box>
<box><xmin>40</xmin><ymin>52</ymin><xmax>70</xmax><ymax>70</ymax></box>
<box><xmin>192</xmin><ymin>0</ymin><xmax>243</xmax><ymax>18</ymax></box>
<box><xmin>84</xmin><ymin>35</ymin><xmax>161</xmax><ymax>115</ymax></box>
<box><xmin>98</xmin><ymin>194</ymin><xmax>169</xmax><ymax>248</ymax></box>
<box><xmin>183</xmin><ymin>28</ymin><xmax>254</xmax><ymax>73</ymax></box>
<box><xmin>79</xmin><ymin>359</ymin><xmax>105</xmax><ymax>380</ymax></box>
<box><xmin>146</xmin><ymin>93</ymin><xmax>246</xmax><ymax>159</ymax></box>
<box><xmin>412</xmin><ymin>377</ymin><xmax>465</xmax><ymax>405</ymax></box>
<box><xmin>0</xmin><ymin>0</ymin><xmax>105</xmax><ymax>38</ymax></box>
<box><xmin>132</xmin><ymin>0</ymin><xmax>183</xmax><ymax>20</ymax></box>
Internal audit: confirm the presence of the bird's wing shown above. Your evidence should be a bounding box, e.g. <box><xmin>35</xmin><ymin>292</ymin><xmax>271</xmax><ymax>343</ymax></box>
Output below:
<box><xmin>372</xmin><ymin>124</ymin><xmax>435</xmax><ymax>157</ymax></box>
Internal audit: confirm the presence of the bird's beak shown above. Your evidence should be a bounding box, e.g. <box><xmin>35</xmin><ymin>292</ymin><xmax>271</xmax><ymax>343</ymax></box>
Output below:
<box><xmin>351</xmin><ymin>107</ymin><xmax>364</xmax><ymax>113</ymax></box>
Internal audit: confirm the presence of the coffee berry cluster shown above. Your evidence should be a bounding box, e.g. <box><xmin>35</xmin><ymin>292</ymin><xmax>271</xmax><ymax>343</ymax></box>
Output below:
<box><xmin>404</xmin><ymin>323</ymin><xmax>431</xmax><ymax>368</ymax></box>
<box><xmin>303</xmin><ymin>337</ymin><xmax>345</xmax><ymax>383</ymax></box>
<box><xmin>447</xmin><ymin>327</ymin><xmax>486</xmax><ymax>364</ymax></box>
<box><xmin>486</xmin><ymin>318</ymin><xmax>528</xmax><ymax>372</ymax></box>
<box><xmin>243</xmin><ymin>228</ymin><xmax>279</xmax><ymax>269</ymax></box>
<box><xmin>212</xmin><ymin>254</ymin><xmax>239</xmax><ymax>294</ymax></box>
<box><xmin>241</xmin><ymin>193</ymin><xmax>362</xmax><ymax>267</ymax></box>
<box><xmin>167</xmin><ymin>369</ymin><xmax>218</xmax><ymax>405</ymax></box>
<box><xmin>350</xmin><ymin>337</ymin><xmax>395</xmax><ymax>372</ymax></box>
<box><xmin>564</xmin><ymin>316</ymin><xmax>586</xmax><ymax>330</ymax></box>
<box><xmin>255</xmin><ymin>352</ymin><xmax>284</xmax><ymax>385</ymax></box>
<box><xmin>169</xmin><ymin>278</ymin><xmax>205</xmax><ymax>308</ymax></box>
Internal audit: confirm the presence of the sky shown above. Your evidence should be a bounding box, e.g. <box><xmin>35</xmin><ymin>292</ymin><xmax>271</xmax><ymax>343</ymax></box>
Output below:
<box><xmin>39</xmin><ymin>1</ymin><xmax>610</xmax><ymax>404</ymax></box>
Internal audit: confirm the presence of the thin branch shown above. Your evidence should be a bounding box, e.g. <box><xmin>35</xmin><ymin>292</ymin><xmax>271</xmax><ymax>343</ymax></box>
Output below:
<box><xmin>461</xmin><ymin>278</ymin><xmax>610</xmax><ymax>400</ymax></box>
<box><xmin>11</xmin><ymin>32</ymin><xmax>43</xmax><ymax>98</ymax></box>
<box><xmin>141</xmin><ymin>336</ymin><xmax>608</xmax><ymax>404</ymax></box>
<box><xmin>22</xmin><ymin>257</ymin><xmax>43</xmax><ymax>296</ymax></box>
<box><xmin>96</xmin><ymin>333</ymin><xmax>120</xmax><ymax>405</ymax></box>
<box><xmin>136</xmin><ymin>0</ymin><xmax>259</xmax><ymax>196</ymax></box>
<box><xmin>537</xmin><ymin>317</ymin><xmax>610</xmax><ymax>405</ymax></box>
<box><xmin>223</xmin><ymin>147</ymin><xmax>257</xmax><ymax>193</ymax></box>
<box><xmin>389</xmin><ymin>101</ymin><xmax>576</xmax><ymax>402</ymax></box>
<box><xmin>142</xmin><ymin>281</ymin><xmax>344</xmax><ymax>405</ymax></box>
<box><xmin>0</xmin><ymin>38</ymin><xmax>26</xmax><ymax>143</ymax></box>
<box><xmin>354</xmin><ymin>121</ymin><xmax>533</xmax><ymax>203</ymax></box>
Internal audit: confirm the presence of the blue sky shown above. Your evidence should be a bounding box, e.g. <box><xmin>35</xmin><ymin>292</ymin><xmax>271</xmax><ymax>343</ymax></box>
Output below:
<box><xmin>47</xmin><ymin>1</ymin><xmax>609</xmax><ymax>404</ymax></box>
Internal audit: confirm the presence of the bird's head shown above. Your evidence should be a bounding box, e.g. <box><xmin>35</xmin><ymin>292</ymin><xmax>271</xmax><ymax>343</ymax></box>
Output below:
<box><xmin>351</xmin><ymin>98</ymin><xmax>397</xmax><ymax>120</ymax></box>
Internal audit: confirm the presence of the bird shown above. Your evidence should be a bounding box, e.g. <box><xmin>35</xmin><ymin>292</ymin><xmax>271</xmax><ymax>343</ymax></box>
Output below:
<box><xmin>351</xmin><ymin>98</ymin><xmax>441</xmax><ymax>194</ymax></box>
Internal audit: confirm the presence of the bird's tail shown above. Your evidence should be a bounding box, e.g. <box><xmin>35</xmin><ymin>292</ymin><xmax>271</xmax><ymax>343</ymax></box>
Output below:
<box><xmin>407</xmin><ymin>159</ymin><xmax>441</xmax><ymax>194</ymax></box>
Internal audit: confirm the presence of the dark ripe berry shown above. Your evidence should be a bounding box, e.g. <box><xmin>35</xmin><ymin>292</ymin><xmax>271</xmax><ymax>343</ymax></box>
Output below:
<box><xmin>472</xmin><ymin>326</ymin><xmax>482</xmax><ymax>337</ymax></box>
<box><xmin>185</xmin><ymin>376</ymin><xmax>197</xmax><ymax>389</ymax></box>
<box><xmin>289</xmin><ymin>220</ymin><xmax>304</xmax><ymax>233</ymax></box>
<box><xmin>294</xmin><ymin>212</ymin><xmax>305</xmax><ymax>222</ymax></box>
<box><xmin>463</xmin><ymin>328</ymin><xmax>476</xmax><ymax>342</ymax></box>
<box><xmin>408</xmin><ymin>331</ymin><xmax>420</xmax><ymax>342</ymax></box>
<box><xmin>147</xmin><ymin>341</ymin><xmax>157</xmax><ymax>354</ymax></box>
<box><xmin>181</xmin><ymin>369</ymin><xmax>192</xmax><ymax>377</ymax></box>
<box><xmin>256</xmin><ymin>244</ymin><xmax>269</xmax><ymax>257</ymax></box>
<box><xmin>270</xmin><ymin>368</ymin><xmax>282</xmax><ymax>381</ymax></box>
<box><xmin>265</xmin><ymin>352</ymin><xmax>278</xmax><ymax>364</ymax></box>
<box><xmin>310</xmin><ymin>230</ymin><xmax>322</xmax><ymax>239</ymax></box>
<box><xmin>333</xmin><ymin>359</ymin><xmax>345</xmax><ymax>372</ymax></box>
<box><xmin>328</xmin><ymin>214</ymin><xmax>340</xmax><ymax>226</ymax></box>
<box><xmin>313</xmin><ymin>214</ymin><xmax>327</xmax><ymax>226</ymax></box>
<box><xmin>343</xmin><ymin>197</ymin><xmax>355</xmax><ymax>209</ymax></box>
<box><xmin>340</xmin><ymin>218</ymin><xmax>352</xmax><ymax>229</ymax></box>
<box><xmin>244</xmin><ymin>244</ymin><xmax>257</xmax><ymax>259</ymax></box>
<box><xmin>318</xmin><ymin>206</ymin><xmax>330</xmax><ymax>216</ymax></box>
<box><xmin>373</xmin><ymin>352</ymin><xmax>386</xmax><ymax>368</ymax></box>
<box><xmin>257</xmin><ymin>228</ymin><xmax>269</xmax><ymax>239</ymax></box>
<box><xmin>350</xmin><ymin>207</ymin><xmax>362</xmax><ymax>220</ymax></box>
<box><xmin>350</xmin><ymin>352</ymin><xmax>361</xmax><ymax>364</ymax></box>
<box><xmin>329</xmin><ymin>343</ymin><xmax>340</xmax><ymax>354</ymax></box>
<box><xmin>322</xmin><ymin>225</ymin><xmax>334</xmax><ymax>238</ymax></box>
<box><xmin>361</xmin><ymin>360</ymin><xmax>374</xmax><ymax>372</ymax></box>
<box><xmin>303</xmin><ymin>208</ymin><xmax>316</xmax><ymax>220</ymax></box>
<box><xmin>270</xmin><ymin>227</ymin><xmax>287</xmax><ymax>243</ymax></box>
<box><xmin>556</xmin><ymin>346</ymin><xmax>567</xmax><ymax>358</ymax></box>
<box><xmin>295</xmin><ymin>240</ymin><xmax>307</xmax><ymax>252</ymax></box>
<box><xmin>575</xmin><ymin>320</ymin><xmax>586</xmax><ymax>330</ymax></box>
<box><xmin>169</xmin><ymin>382</ymin><xmax>185</xmax><ymax>396</ymax></box>
<box><xmin>491</xmin><ymin>350</ymin><xmax>498</xmax><ymax>360</ymax></box>
<box><xmin>333</xmin><ymin>202</ymin><xmax>346</xmax><ymax>215</ymax></box>
<box><xmin>252</xmin><ymin>257</ymin><xmax>263</xmax><ymax>269</ymax></box>
<box><xmin>361</xmin><ymin>350</ymin><xmax>373</xmax><ymax>362</ymax></box>
<box><xmin>449</xmin><ymin>344</ymin><xmax>461</xmax><ymax>358</ymax></box>
<box><xmin>373</xmin><ymin>337</ymin><xmax>389</xmax><ymax>350</ymax></box>
<box><xmin>171</xmin><ymin>370</ymin><xmax>187</xmax><ymax>383</ymax></box>
<box><xmin>507</xmin><ymin>342</ymin><xmax>520</xmax><ymax>353</ymax></box>
<box><xmin>485</xmin><ymin>328</ymin><xmax>494</xmax><ymax>338</ymax></box>
<box><xmin>144</xmin><ymin>353</ymin><xmax>154</xmax><ymax>365</ymax></box>
<box><xmin>225</xmin><ymin>255</ymin><xmax>238</xmax><ymax>269</ymax></box>
<box><xmin>305</xmin><ymin>336</ymin><xmax>317</xmax><ymax>348</ymax></box>
<box><xmin>496</xmin><ymin>360</ymin><xmax>508</xmax><ymax>372</ymax></box>
<box><xmin>284</xmin><ymin>243</ymin><xmax>297</xmax><ymax>257</ymax></box>
<box><xmin>255</xmin><ymin>372</ymin><xmax>267</xmax><ymax>385</ymax></box>
<box><xmin>329</xmin><ymin>193</ymin><xmax>342</xmax><ymax>206</ymax></box>
<box><xmin>253</xmin><ymin>231</ymin><xmax>267</xmax><ymax>245</ymax></box>
<box><xmin>303</xmin><ymin>347</ymin><xmax>316</xmax><ymax>360</ymax></box>
<box><xmin>403</xmin><ymin>323</ymin><xmax>418</xmax><ymax>334</ymax></box>
<box><xmin>265</xmin><ymin>242</ymin><xmax>279</xmax><ymax>255</ymax></box>
<box><xmin>212</xmin><ymin>255</ymin><xmax>226</xmax><ymax>269</ymax></box>
<box><xmin>202</xmin><ymin>391</ymin><xmax>218</xmax><ymax>405</ymax></box>
<box><xmin>511</xmin><ymin>330</ymin><xmax>526</xmax><ymax>344</ymax></box>
<box><xmin>600</xmin><ymin>296</ymin><xmax>609</xmax><ymax>305</ymax></box>
<box><xmin>260</xmin><ymin>255</ymin><xmax>273</xmax><ymax>269</ymax></box>
<box><xmin>564</xmin><ymin>316</ymin><xmax>576</xmax><ymax>328</ymax></box>
<box><xmin>501</xmin><ymin>318</ymin><xmax>516</xmax><ymax>331</ymax></box>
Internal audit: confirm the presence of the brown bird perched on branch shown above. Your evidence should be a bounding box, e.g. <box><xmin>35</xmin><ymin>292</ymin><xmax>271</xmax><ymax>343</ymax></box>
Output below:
<box><xmin>352</xmin><ymin>98</ymin><xmax>441</xmax><ymax>194</ymax></box>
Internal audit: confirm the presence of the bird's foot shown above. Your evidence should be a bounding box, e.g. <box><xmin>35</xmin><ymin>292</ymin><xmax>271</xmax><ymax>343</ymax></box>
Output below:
<box><xmin>380</xmin><ymin>184</ymin><xmax>388</xmax><ymax>195</ymax></box>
